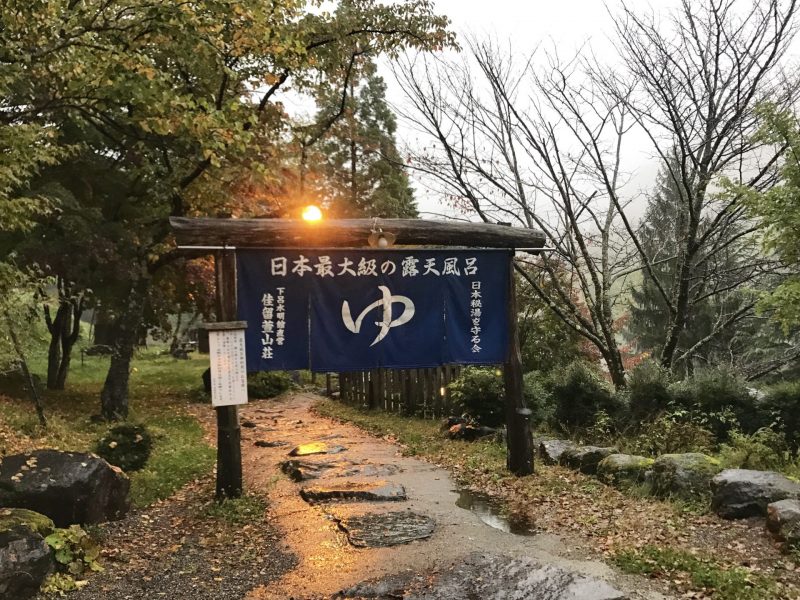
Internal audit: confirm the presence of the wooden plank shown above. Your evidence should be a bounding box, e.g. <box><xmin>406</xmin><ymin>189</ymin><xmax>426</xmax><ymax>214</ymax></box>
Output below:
<box><xmin>171</xmin><ymin>217</ymin><xmax>545</xmax><ymax>250</ymax></box>
<box><xmin>214</xmin><ymin>249</ymin><xmax>243</xmax><ymax>500</ymax></box>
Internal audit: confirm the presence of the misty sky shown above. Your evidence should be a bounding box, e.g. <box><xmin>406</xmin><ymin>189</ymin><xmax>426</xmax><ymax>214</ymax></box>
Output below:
<box><xmin>385</xmin><ymin>0</ymin><xmax>681</xmax><ymax>219</ymax></box>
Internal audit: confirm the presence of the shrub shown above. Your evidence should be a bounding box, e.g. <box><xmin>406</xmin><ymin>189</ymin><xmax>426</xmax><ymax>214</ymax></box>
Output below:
<box><xmin>95</xmin><ymin>424</ymin><xmax>153</xmax><ymax>472</ymax></box>
<box><xmin>627</xmin><ymin>360</ymin><xmax>672</xmax><ymax>422</ymax></box>
<box><xmin>247</xmin><ymin>371</ymin><xmax>293</xmax><ymax>399</ymax></box>
<box><xmin>625</xmin><ymin>411</ymin><xmax>715</xmax><ymax>456</ymax></box>
<box><xmin>448</xmin><ymin>367</ymin><xmax>505</xmax><ymax>427</ymax></box>
<box><xmin>719</xmin><ymin>427</ymin><xmax>790</xmax><ymax>471</ymax></box>
<box><xmin>522</xmin><ymin>370</ymin><xmax>555</xmax><ymax>429</ymax></box>
<box><xmin>551</xmin><ymin>361</ymin><xmax>618</xmax><ymax>432</ymax></box>
<box><xmin>669</xmin><ymin>366</ymin><xmax>761</xmax><ymax>441</ymax></box>
<box><xmin>761</xmin><ymin>381</ymin><xmax>800</xmax><ymax>456</ymax></box>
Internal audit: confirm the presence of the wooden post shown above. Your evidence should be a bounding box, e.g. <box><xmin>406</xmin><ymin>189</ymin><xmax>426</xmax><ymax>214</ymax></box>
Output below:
<box><xmin>214</xmin><ymin>249</ymin><xmax>243</xmax><ymax>499</ymax></box>
<box><xmin>504</xmin><ymin>256</ymin><xmax>534</xmax><ymax>476</ymax></box>
<box><xmin>326</xmin><ymin>373</ymin><xmax>332</xmax><ymax>396</ymax></box>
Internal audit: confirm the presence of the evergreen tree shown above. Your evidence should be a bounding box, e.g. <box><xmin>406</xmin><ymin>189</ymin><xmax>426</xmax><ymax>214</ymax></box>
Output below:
<box><xmin>627</xmin><ymin>156</ymin><xmax>775</xmax><ymax>377</ymax></box>
<box><xmin>310</xmin><ymin>61</ymin><xmax>417</xmax><ymax>218</ymax></box>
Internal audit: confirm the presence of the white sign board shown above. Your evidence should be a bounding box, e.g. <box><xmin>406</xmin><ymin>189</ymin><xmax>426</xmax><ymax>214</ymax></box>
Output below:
<box><xmin>208</xmin><ymin>328</ymin><xmax>248</xmax><ymax>407</ymax></box>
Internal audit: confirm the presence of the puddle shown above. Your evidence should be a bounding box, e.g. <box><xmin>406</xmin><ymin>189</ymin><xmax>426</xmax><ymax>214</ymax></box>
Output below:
<box><xmin>455</xmin><ymin>489</ymin><xmax>536</xmax><ymax>535</ymax></box>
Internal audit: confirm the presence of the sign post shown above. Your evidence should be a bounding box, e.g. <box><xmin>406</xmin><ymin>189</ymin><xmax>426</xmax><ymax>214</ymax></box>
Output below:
<box><xmin>211</xmin><ymin>249</ymin><xmax>243</xmax><ymax>499</ymax></box>
<box><xmin>503</xmin><ymin>261</ymin><xmax>534</xmax><ymax>475</ymax></box>
<box><xmin>171</xmin><ymin>217</ymin><xmax>545</xmax><ymax>481</ymax></box>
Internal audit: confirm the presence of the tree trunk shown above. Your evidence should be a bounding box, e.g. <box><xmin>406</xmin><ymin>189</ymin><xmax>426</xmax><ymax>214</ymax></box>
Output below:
<box><xmin>4</xmin><ymin>311</ymin><xmax>47</xmax><ymax>428</ymax></box>
<box><xmin>54</xmin><ymin>299</ymin><xmax>83</xmax><ymax>390</ymax></box>
<box><xmin>44</xmin><ymin>303</ymin><xmax>68</xmax><ymax>390</ymax></box>
<box><xmin>100</xmin><ymin>286</ymin><xmax>145</xmax><ymax>421</ymax></box>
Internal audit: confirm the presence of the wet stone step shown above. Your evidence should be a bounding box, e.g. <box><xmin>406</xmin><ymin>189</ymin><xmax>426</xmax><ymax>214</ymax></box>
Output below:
<box><xmin>335</xmin><ymin>511</ymin><xmax>435</xmax><ymax>548</ymax></box>
<box><xmin>254</xmin><ymin>440</ymin><xmax>289</xmax><ymax>448</ymax></box>
<box><xmin>300</xmin><ymin>482</ymin><xmax>407</xmax><ymax>504</ymax></box>
<box><xmin>336</xmin><ymin>552</ymin><xmax>626</xmax><ymax>600</ymax></box>
<box><xmin>281</xmin><ymin>459</ymin><xmax>402</xmax><ymax>482</ymax></box>
<box><xmin>288</xmin><ymin>442</ymin><xmax>348</xmax><ymax>457</ymax></box>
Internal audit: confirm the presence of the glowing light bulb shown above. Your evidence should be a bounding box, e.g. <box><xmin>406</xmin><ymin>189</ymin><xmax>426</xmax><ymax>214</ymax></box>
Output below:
<box><xmin>377</xmin><ymin>234</ymin><xmax>389</xmax><ymax>248</ymax></box>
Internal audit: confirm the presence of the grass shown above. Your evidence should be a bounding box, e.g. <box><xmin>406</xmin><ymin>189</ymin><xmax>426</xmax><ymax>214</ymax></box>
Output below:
<box><xmin>613</xmin><ymin>545</ymin><xmax>778</xmax><ymax>600</ymax></box>
<box><xmin>0</xmin><ymin>346</ymin><xmax>214</xmax><ymax>509</ymax></box>
<box><xmin>203</xmin><ymin>494</ymin><xmax>267</xmax><ymax>525</ymax></box>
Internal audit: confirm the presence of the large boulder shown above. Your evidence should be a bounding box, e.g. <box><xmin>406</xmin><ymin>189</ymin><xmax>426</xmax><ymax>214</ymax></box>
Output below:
<box><xmin>767</xmin><ymin>499</ymin><xmax>800</xmax><ymax>545</ymax></box>
<box><xmin>711</xmin><ymin>469</ymin><xmax>800</xmax><ymax>519</ymax></box>
<box><xmin>651</xmin><ymin>453</ymin><xmax>721</xmax><ymax>500</ymax></box>
<box><xmin>0</xmin><ymin>509</ymin><xmax>55</xmax><ymax>600</ymax></box>
<box><xmin>538</xmin><ymin>440</ymin><xmax>577</xmax><ymax>465</ymax></box>
<box><xmin>0</xmin><ymin>450</ymin><xmax>130</xmax><ymax>527</ymax></box>
<box><xmin>597</xmin><ymin>454</ymin><xmax>654</xmax><ymax>488</ymax></box>
<box><xmin>559</xmin><ymin>446</ymin><xmax>618</xmax><ymax>475</ymax></box>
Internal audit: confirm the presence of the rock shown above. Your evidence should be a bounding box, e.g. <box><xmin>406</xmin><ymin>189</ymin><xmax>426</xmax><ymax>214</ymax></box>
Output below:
<box><xmin>0</xmin><ymin>509</ymin><xmax>55</xmax><ymax>600</ymax></box>
<box><xmin>651</xmin><ymin>453</ymin><xmax>721</xmax><ymax>500</ymax></box>
<box><xmin>335</xmin><ymin>511</ymin><xmax>435</xmax><ymax>547</ymax></box>
<box><xmin>288</xmin><ymin>442</ymin><xmax>347</xmax><ymax>457</ymax></box>
<box><xmin>254</xmin><ymin>440</ymin><xmax>288</xmax><ymax>448</ymax></box>
<box><xmin>241</xmin><ymin>420</ymin><xmax>257</xmax><ymax>428</ymax></box>
<box><xmin>597</xmin><ymin>454</ymin><xmax>654</xmax><ymax>487</ymax></box>
<box><xmin>338</xmin><ymin>552</ymin><xmax>626</xmax><ymax>599</ymax></box>
<box><xmin>0</xmin><ymin>509</ymin><xmax>54</xmax><ymax>538</ymax></box>
<box><xmin>0</xmin><ymin>450</ymin><xmax>130</xmax><ymax>527</ymax></box>
<box><xmin>538</xmin><ymin>440</ymin><xmax>577</xmax><ymax>465</ymax></box>
<box><xmin>440</xmin><ymin>416</ymin><xmax>467</xmax><ymax>431</ymax></box>
<box><xmin>280</xmin><ymin>460</ymin><xmax>335</xmax><ymax>482</ymax></box>
<box><xmin>559</xmin><ymin>446</ymin><xmax>618</xmax><ymax>475</ymax></box>
<box><xmin>0</xmin><ymin>527</ymin><xmax>54</xmax><ymax>600</ymax></box>
<box><xmin>767</xmin><ymin>499</ymin><xmax>800</xmax><ymax>545</ymax></box>
<box><xmin>446</xmin><ymin>423</ymin><xmax>495</xmax><ymax>441</ymax></box>
<box><xmin>711</xmin><ymin>469</ymin><xmax>800</xmax><ymax>519</ymax></box>
<box><xmin>300</xmin><ymin>481</ymin><xmax>407</xmax><ymax>504</ymax></box>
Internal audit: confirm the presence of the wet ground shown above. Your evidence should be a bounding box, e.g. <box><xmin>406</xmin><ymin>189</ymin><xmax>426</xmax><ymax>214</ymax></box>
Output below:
<box><xmin>236</xmin><ymin>392</ymin><xmax>673</xmax><ymax>600</ymax></box>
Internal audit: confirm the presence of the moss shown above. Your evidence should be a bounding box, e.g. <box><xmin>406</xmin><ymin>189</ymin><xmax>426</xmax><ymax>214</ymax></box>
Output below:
<box><xmin>597</xmin><ymin>454</ymin><xmax>654</xmax><ymax>486</ymax></box>
<box><xmin>0</xmin><ymin>507</ymin><xmax>55</xmax><ymax>537</ymax></box>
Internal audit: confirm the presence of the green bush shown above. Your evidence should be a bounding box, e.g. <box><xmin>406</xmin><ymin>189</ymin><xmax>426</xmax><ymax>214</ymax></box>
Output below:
<box><xmin>551</xmin><ymin>361</ymin><xmax>618</xmax><ymax>432</ymax></box>
<box><xmin>247</xmin><ymin>371</ymin><xmax>293</xmax><ymax>399</ymax></box>
<box><xmin>761</xmin><ymin>381</ymin><xmax>800</xmax><ymax>456</ymax></box>
<box><xmin>625</xmin><ymin>410</ymin><xmax>715</xmax><ymax>456</ymax></box>
<box><xmin>669</xmin><ymin>366</ymin><xmax>761</xmax><ymax>441</ymax></box>
<box><xmin>522</xmin><ymin>370</ymin><xmax>555</xmax><ymax>429</ymax></box>
<box><xmin>627</xmin><ymin>360</ymin><xmax>672</xmax><ymax>422</ymax></box>
<box><xmin>95</xmin><ymin>424</ymin><xmax>153</xmax><ymax>472</ymax></box>
<box><xmin>448</xmin><ymin>367</ymin><xmax>505</xmax><ymax>427</ymax></box>
<box><xmin>719</xmin><ymin>427</ymin><xmax>790</xmax><ymax>471</ymax></box>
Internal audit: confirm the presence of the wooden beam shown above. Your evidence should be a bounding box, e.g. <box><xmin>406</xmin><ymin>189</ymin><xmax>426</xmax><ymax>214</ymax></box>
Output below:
<box><xmin>504</xmin><ymin>261</ymin><xmax>534</xmax><ymax>476</ymax></box>
<box><xmin>170</xmin><ymin>217</ymin><xmax>545</xmax><ymax>249</ymax></box>
<box><xmin>213</xmin><ymin>249</ymin><xmax>243</xmax><ymax>499</ymax></box>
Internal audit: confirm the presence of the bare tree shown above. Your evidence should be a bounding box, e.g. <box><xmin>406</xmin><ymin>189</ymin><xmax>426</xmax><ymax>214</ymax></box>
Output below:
<box><xmin>396</xmin><ymin>44</ymin><xmax>639</xmax><ymax>387</ymax></box>
<box><xmin>398</xmin><ymin>0</ymin><xmax>800</xmax><ymax>384</ymax></box>
<box><xmin>601</xmin><ymin>0</ymin><xmax>799</xmax><ymax>369</ymax></box>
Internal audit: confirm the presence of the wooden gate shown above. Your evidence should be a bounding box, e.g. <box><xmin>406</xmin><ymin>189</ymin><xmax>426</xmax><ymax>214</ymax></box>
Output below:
<box><xmin>336</xmin><ymin>366</ymin><xmax>462</xmax><ymax>418</ymax></box>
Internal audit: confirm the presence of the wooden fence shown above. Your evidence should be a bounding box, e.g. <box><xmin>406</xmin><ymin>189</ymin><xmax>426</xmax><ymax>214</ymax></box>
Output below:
<box><xmin>335</xmin><ymin>365</ymin><xmax>463</xmax><ymax>419</ymax></box>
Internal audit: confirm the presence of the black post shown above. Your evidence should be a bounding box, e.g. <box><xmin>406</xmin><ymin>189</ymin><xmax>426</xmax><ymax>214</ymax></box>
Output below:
<box><xmin>214</xmin><ymin>249</ymin><xmax>243</xmax><ymax>499</ymax></box>
<box><xmin>503</xmin><ymin>255</ymin><xmax>534</xmax><ymax>475</ymax></box>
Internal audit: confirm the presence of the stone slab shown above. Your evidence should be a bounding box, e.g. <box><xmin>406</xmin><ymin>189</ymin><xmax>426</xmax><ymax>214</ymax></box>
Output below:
<box><xmin>337</xmin><ymin>552</ymin><xmax>626</xmax><ymax>599</ymax></box>
<box><xmin>300</xmin><ymin>482</ymin><xmax>407</xmax><ymax>504</ymax></box>
<box><xmin>336</xmin><ymin>511</ymin><xmax>435</xmax><ymax>548</ymax></box>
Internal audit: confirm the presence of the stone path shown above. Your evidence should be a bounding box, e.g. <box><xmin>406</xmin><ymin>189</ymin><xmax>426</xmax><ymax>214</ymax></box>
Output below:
<box><xmin>239</xmin><ymin>393</ymin><xmax>672</xmax><ymax>600</ymax></box>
